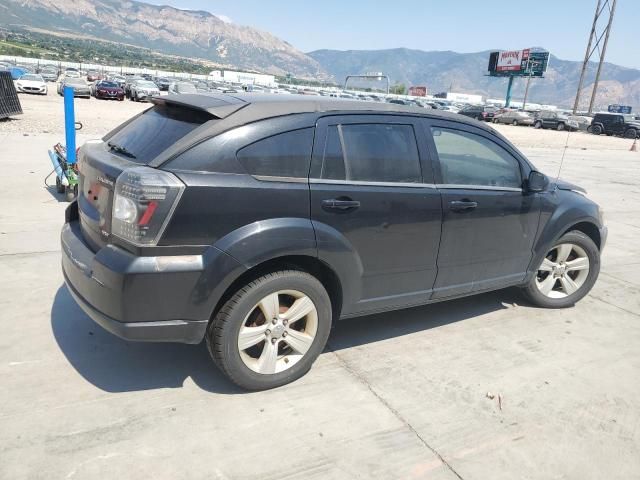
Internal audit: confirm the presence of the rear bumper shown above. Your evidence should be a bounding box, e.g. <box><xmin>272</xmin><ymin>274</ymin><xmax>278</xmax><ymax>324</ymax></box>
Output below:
<box><xmin>60</xmin><ymin>202</ymin><xmax>228</xmax><ymax>344</ymax></box>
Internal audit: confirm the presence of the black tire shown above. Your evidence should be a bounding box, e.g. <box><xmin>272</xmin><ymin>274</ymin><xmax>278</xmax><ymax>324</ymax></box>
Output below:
<box><xmin>55</xmin><ymin>176</ymin><xmax>65</xmax><ymax>193</ymax></box>
<box><xmin>512</xmin><ymin>120</ymin><xmax>518</xmax><ymax>126</ymax></box>
<box><xmin>534</xmin><ymin>121</ymin><xmax>542</xmax><ymax>129</ymax></box>
<box><xmin>557</xmin><ymin>122</ymin><xmax>565</xmax><ymax>131</ymax></box>
<box><xmin>521</xmin><ymin>230</ymin><xmax>600</xmax><ymax>309</ymax></box>
<box><xmin>592</xmin><ymin>124</ymin><xmax>603</xmax><ymax>135</ymax></box>
<box><xmin>207</xmin><ymin>270</ymin><xmax>332</xmax><ymax>390</ymax></box>
<box><xmin>624</xmin><ymin>128</ymin><xmax>638</xmax><ymax>139</ymax></box>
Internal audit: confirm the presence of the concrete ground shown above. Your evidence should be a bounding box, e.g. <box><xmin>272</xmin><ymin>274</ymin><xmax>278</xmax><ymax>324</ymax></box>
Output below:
<box><xmin>1</xmin><ymin>94</ymin><xmax>639</xmax><ymax>479</ymax></box>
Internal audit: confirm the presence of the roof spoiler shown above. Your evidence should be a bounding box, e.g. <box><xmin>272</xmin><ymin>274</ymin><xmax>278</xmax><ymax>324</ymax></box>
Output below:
<box><xmin>151</xmin><ymin>94</ymin><xmax>248</xmax><ymax>119</ymax></box>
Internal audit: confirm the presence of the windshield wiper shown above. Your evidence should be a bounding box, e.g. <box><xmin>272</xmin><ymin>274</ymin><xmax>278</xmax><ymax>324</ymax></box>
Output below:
<box><xmin>108</xmin><ymin>141</ymin><xmax>137</xmax><ymax>159</ymax></box>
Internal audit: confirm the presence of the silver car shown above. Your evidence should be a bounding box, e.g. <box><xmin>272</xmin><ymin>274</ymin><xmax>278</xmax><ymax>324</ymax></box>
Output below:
<box><xmin>57</xmin><ymin>77</ymin><xmax>91</xmax><ymax>98</ymax></box>
<box><xmin>493</xmin><ymin>110</ymin><xmax>535</xmax><ymax>126</ymax></box>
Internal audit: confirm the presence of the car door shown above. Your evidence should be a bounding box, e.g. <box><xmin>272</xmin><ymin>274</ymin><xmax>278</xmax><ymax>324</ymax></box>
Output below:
<box><xmin>309</xmin><ymin>115</ymin><xmax>442</xmax><ymax>315</ymax></box>
<box><xmin>423</xmin><ymin>119</ymin><xmax>542</xmax><ymax>299</ymax></box>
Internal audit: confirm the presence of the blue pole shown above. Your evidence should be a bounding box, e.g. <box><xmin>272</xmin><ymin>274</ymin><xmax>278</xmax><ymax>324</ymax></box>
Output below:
<box><xmin>505</xmin><ymin>76</ymin><xmax>514</xmax><ymax>108</ymax></box>
<box><xmin>63</xmin><ymin>86</ymin><xmax>76</xmax><ymax>165</ymax></box>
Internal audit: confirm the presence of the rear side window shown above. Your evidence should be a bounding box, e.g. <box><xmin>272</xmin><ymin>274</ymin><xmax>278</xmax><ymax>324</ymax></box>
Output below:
<box><xmin>236</xmin><ymin>128</ymin><xmax>314</xmax><ymax>178</ymax></box>
<box><xmin>320</xmin><ymin>124</ymin><xmax>422</xmax><ymax>183</ymax></box>
<box><xmin>431</xmin><ymin>127</ymin><xmax>522</xmax><ymax>188</ymax></box>
<box><xmin>105</xmin><ymin>105</ymin><xmax>211</xmax><ymax>164</ymax></box>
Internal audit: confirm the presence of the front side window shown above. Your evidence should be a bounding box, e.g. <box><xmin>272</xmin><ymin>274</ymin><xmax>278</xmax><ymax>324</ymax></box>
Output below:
<box><xmin>319</xmin><ymin>123</ymin><xmax>422</xmax><ymax>183</ymax></box>
<box><xmin>431</xmin><ymin>127</ymin><xmax>522</xmax><ymax>189</ymax></box>
<box><xmin>237</xmin><ymin>128</ymin><xmax>314</xmax><ymax>178</ymax></box>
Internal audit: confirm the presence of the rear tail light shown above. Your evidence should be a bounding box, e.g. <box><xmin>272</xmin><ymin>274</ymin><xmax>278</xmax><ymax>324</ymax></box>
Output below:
<box><xmin>112</xmin><ymin>167</ymin><xmax>184</xmax><ymax>246</ymax></box>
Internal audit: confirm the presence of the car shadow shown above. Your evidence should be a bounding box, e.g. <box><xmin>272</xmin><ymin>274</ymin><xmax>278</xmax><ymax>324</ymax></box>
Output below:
<box><xmin>43</xmin><ymin>184</ymin><xmax>70</xmax><ymax>202</ymax></box>
<box><xmin>51</xmin><ymin>285</ymin><xmax>519</xmax><ymax>394</ymax></box>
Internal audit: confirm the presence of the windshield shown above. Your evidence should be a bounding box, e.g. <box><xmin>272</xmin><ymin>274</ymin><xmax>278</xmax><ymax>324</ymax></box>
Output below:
<box><xmin>99</xmin><ymin>81</ymin><xmax>119</xmax><ymax>88</ymax></box>
<box><xmin>104</xmin><ymin>104</ymin><xmax>211</xmax><ymax>163</ymax></box>
<box><xmin>66</xmin><ymin>78</ymin><xmax>86</xmax><ymax>85</ymax></box>
<box><xmin>20</xmin><ymin>74</ymin><xmax>43</xmax><ymax>81</ymax></box>
<box><xmin>137</xmin><ymin>81</ymin><xmax>157</xmax><ymax>88</ymax></box>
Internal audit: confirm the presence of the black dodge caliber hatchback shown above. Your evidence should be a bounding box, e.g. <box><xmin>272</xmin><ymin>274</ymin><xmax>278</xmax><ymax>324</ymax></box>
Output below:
<box><xmin>62</xmin><ymin>94</ymin><xmax>607</xmax><ymax>390</ymax></box>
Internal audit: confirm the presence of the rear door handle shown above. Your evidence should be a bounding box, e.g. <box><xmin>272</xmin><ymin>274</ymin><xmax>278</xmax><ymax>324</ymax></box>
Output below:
<box><xmin>449</xmin><ymin>200</ymin><xmax>478</xmax><ymax>212</ymax></box>
<box><xmin>322</xmin><ymin>199</ymin><xmax>361</xmax><ymax>211</ymax></box>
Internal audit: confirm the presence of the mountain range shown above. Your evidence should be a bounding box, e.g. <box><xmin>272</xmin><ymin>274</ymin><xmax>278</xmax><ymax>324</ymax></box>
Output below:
<box><xmin>0</xmin><ymin>0</ymin><xmax>638</xmax><ymax>108</ymax></box>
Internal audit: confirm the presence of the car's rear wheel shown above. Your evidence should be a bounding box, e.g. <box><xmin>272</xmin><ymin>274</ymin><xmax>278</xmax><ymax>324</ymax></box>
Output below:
<box><xmin>207</xmin><ymin>270</ymin><xmax>332</xmax><ymax>390</ymax></box>
<box><xmin>534</xmin><ymin>121</ymin><xmax>542</xmax><ymax>129</ymax></box>
<box><xmin>557</xmin><ymin>122</ymin><xmax>565</xmax><ymax>131</ymax></box>
<box><xmin>512</xmin><ymin>119</ymin><xmax>518</xmax><ymax>126</ymax></box>
<box><xmin>592</xmin><ymin>125</ymin><xmax>603</xmax><ymax>135</ymax></box>
<box><xmin>521</xmin><ymin>231</ymin><xmax>600</xmax><ymax>308</ymax></box>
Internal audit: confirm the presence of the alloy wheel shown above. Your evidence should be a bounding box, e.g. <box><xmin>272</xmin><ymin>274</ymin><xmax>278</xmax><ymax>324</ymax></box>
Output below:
<box><xmin>535</xmin><ymin>243</ymin><xmax>590</xmax><ymax>299</ymax></box>
<box><xmin>238</xmin><ymin>290</ymin><xmax>318</xmax><ymax>375</ymax></box>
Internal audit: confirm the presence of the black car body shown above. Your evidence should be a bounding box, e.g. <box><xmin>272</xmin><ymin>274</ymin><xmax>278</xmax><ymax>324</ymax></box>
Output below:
<box><xmin>590</xmin><ymin>113</ymin><xmax>640</xmax><ymax>138</ymax></box>
<box><xmin>458</xmin><ymin>105</ymin><xmax>497</xmax><ymax>121</ymax></box>
<box><xmin>155</xmin><ymin>77</ymin><xmax>171</xmax><ymax>91</ymax></box>
<box><xmin>62</xmin><ymin>94</ymin><xmax>606</xmax><ymax>389</ymax></box>
<box><xmin>533</xmin><ymin>111</ymin><xmax>578</xmax><ymax>131</ymax></box>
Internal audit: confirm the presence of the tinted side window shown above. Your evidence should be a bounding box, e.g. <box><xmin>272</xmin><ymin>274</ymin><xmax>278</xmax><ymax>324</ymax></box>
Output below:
<box><xmin>237</xmin><ymin>128</ymin><xmax>314</xmax><ymax>178</ymax></box>
<box><xmin>431</xmin><ymin>127</ymin><xmax>522</xmax><ymax>188</ymax></box>
<box><xmin>320</xmin><ymin>123</ymin><xmax>422</xmax><ymax>183</ymax></box>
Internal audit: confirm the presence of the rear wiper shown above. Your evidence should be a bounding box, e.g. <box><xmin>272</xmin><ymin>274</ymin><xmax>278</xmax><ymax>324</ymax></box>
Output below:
<box><xmin>108</xmin><ymin>141</ymin><xmax>137</xmax><ymax>159</ymax></box>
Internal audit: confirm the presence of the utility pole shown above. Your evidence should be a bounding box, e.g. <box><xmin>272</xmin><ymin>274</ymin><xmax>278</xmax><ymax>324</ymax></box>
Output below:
<box><xmin>522</xmin><ymin>73</ymin><xmax>532</xmax><ymax>110</ymax></box>
<box><xmin>572</xmin><ymin>0</ymin><xmax>617</xmax><ymax>114</ymax></box>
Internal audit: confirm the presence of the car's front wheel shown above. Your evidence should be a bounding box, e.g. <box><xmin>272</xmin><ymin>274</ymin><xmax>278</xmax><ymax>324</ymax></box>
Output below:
<box><xmin>521</xmin><ymin>230</ymin><xmax>600</xmax><ymax>308</ymax></box>
<box><xmin>207</xmin><ymin>270</ymin><xmax>332</xmax><ymax>390</ymax></box>
<box><xmin>534</xmin><ymin>121</ymin><xmax>542</xmax><ymax>129</ymax></box>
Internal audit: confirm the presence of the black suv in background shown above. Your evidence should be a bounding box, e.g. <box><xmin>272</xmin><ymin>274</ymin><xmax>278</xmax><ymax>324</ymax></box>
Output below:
<box><xmin>457</xmin><ymin>105</ymin><xmax>497</xmax><ymax>121</ymax></box>
<box><xmin>533</xmin><ymin>111</ymin><xmax>578</xmax><ymax>131</ymax></box>
<box><xmin>61</xmin><ymin>94</ymin><xmax>606</xmax><ymax>390</ymax></box>
<box><xmin>590</xmin><ymin>113</ymin><xmax>640</xmax><ymax>138</ymax></box>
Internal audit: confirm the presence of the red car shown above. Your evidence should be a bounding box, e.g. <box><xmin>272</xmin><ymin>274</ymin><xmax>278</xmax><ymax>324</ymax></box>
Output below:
<box><xmin>92</xmin><ymin>80</ymin><xmax>125</xmax><ymax>101</ymax></box>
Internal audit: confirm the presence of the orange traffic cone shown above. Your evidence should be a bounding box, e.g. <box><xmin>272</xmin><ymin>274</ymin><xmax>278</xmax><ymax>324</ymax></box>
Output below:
<box><xmin>631</xmin><ymin>139</ymin><xmax>638</xmax><ymax>152</ymax></box>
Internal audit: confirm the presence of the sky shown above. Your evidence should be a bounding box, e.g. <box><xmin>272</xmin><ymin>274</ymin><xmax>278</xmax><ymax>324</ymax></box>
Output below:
<box><xmin>146</xmin><ymin>0</ymin><xmax>639</xmax><ymax>69</ymax></box>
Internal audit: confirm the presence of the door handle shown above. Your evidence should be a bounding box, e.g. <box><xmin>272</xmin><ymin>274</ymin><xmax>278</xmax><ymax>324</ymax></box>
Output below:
<box><xmin>449</xmin><ymin>200</ymin><xmax>478</xmax><ymax>212</ymax></box>
<box><xmin>322</xmin><ymin>198</ymin><xmax>361</xmax><ymax>211</ymax></box>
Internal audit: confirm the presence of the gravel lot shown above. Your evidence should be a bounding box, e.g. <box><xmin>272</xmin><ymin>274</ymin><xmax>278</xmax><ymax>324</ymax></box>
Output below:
<box><xmin>1</xmin><ymin>92</ymin><xmax>639</xmax><ymax>480</ymax></box>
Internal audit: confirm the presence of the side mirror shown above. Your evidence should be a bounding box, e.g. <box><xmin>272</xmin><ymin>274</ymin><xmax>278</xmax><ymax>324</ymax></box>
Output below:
<box><xmin>527</xmin><ymin>171</ymin><xmax>549</xmax><ymax>193</ymax></box>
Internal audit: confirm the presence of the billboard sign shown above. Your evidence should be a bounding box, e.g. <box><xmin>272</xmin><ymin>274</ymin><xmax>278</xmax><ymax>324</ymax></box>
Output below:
<box><xmin>496</xmin><ymin>49</ymin><xmax>529</xmax><ymax>72</ymax></box>
<box><xmin>608</xmin><ymin>104</ymin><xmax>632</xmax><ymax>114</ymax></box>
<box><xmin>409</xmin><ymin>86</ymin><xmax>427</xmax><ymax>97</ymax></box>
<box><xmin>488</xmin><ymin>49</ymin><xmax>549</xmax><ymax>77</ymax></box>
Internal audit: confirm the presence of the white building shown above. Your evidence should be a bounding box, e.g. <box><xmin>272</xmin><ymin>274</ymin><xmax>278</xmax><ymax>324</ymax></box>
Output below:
<box><xmin>209</xmin><ymin>70</ymin><xmax>276</xmax><ymax>87</ymax></box>
<box><xmin>445</xmin><ymin>92</ymin><xmax>483</xmax><ymax>104</ymax></box>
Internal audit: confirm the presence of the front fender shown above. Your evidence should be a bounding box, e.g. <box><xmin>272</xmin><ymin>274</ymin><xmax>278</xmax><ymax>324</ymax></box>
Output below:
<box><xmin>526</xmin><ymin>189</ymin><xmax>602</xmax><ymax>281</ymax></box>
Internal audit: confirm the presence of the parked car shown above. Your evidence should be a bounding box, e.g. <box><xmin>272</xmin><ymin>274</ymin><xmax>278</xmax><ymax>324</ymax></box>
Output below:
<box><xmin>92</xmin><ymin>80</ymin><xmax>125</xmax><ymax>101</ymax></box>
<box><xmin>109</xmin><ymin>74</ymin><xmax>126</xmax><ymax>88</ymax></box>
<box><xmin>493</xmin><ymin>110</ymin><xmax>535</xmax><ymax>126</ymax></box>
<box><xmin>15</xmin><ymin>74</ymin><xmax>48</xmax><ymax>95</ymax></box>
<box><xmin>155</xmin><ymin>77</ymin><xmax>171</xmax><ymax>91</ymax></box>
<box><xmin>61</xmin><ymin>94</ymin><xmax>606</xmax><ymax>390</ymax></box>
<box><xmin>64</xmin><ymin>68</ymin><xmax>81</xmax><ymax>78</ymax></box>
<box><xmin>124</xmin><ymin>76</ymin><xmax>144</xmax><ymax>98</ymax></box>
<box><xmin>458</xmin><ymin>105</ymin><xmax>498</xmax><ymax>121</ymax></box>
<box><xmin>129</xmin><ymin>80</ymin><xmax>160</xmax><ymax>102</ymax></box>
<box><xmin>86</xmin><ymin>71</ymin><xmax>102</xmax><ymax>82</ymax></box>
<box><xmin>39</xmin><ymin>67</ymin><xmax>59</xmax><ymax>82</ymax></box>
<box><xmin>568</xmin><ymin>115</ymin><xmax>593</xmax><ymax>132</ymax></box>
<box><xmin>533</xmin><ymin>111</ymin><xmax>578</xmax><ymax>131</ymax></box>
<box><xmin>57</xmin><ymin>77</ymin><xmax>91</xmax><ymax>98</ymax></box>
<box><xmin>589</xmin><ymin>113</ymin><xmax>640</xmax><ymax>138</ymax></box>
<box><xmin>168</xmin><ymin>81</ymin><xmax>198</xmax><ymax>94</ymax></box>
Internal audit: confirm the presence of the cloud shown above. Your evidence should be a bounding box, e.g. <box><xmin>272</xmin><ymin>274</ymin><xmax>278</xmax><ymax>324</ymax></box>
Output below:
<box><xmin>215</xmin><ymin>14</ymin><xmax>232</xmax><ymax>24</ymax></box>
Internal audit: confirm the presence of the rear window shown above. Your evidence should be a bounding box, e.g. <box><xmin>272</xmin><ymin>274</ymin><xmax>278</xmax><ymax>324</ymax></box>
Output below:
<box><xmin>105</xmin><ymin>105</ymin><xmax>211</xmax><ymax>164</ymax></box>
